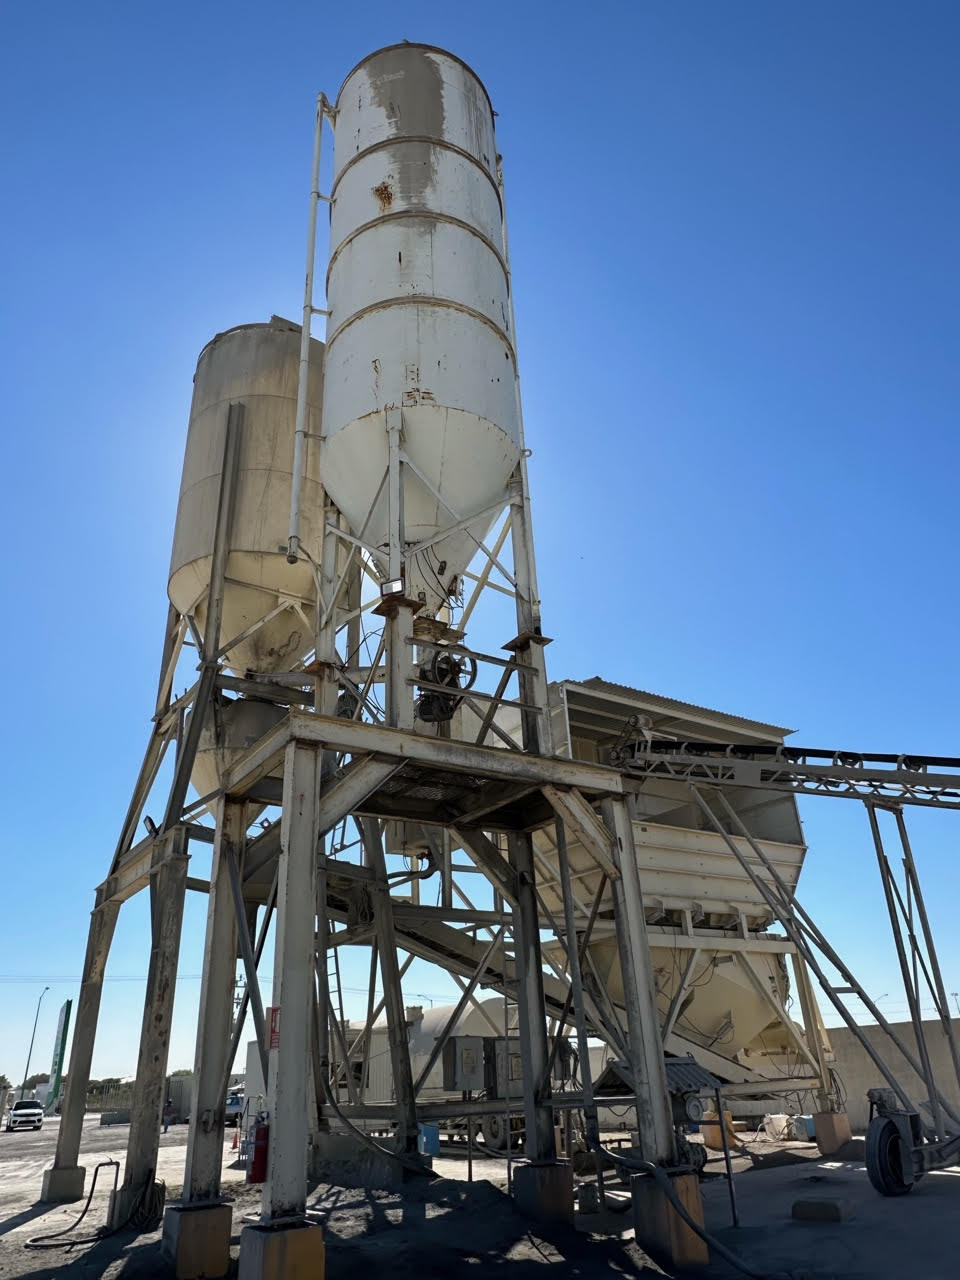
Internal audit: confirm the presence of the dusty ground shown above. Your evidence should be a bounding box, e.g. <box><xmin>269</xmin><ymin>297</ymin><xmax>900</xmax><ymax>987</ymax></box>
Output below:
<box><xmin>0</xmin><ymin>1117</ymin><xmax>658</xmax><ymax>1278</ymax></box>
<box><xmin>1</xmin><ymin>1118</ymin><xmax>957</xmax><ymax>1278</ymax></box>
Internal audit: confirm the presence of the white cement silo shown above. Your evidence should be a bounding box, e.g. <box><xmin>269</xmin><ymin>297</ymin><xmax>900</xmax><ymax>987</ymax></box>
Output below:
<box><xmin>169</xmin><ymin>317</ymin><xmax>325</xmax><ymax>674</ymax></box>
<box><xmin>321</xmin><ymin>44</ymin><xmax>522</xmax><ymax>614</ymax></box>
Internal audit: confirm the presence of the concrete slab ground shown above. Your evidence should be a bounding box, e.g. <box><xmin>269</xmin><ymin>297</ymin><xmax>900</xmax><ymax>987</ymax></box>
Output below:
<box><xmin>1</xmin><ymin>1120</ymin><xmax>956</xmax><ymax>1278</ymax></box>
<box><xmin>701</xmin><ymin>1145</ymin><xmax>960</xmax><ymax>1280</ymax></box>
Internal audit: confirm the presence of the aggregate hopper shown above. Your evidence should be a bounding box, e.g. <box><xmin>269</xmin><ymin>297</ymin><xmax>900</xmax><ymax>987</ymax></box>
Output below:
<box><xmin>534</xmin><ymin>679</ymin><xmax>819</xmax><ymax>1087</ymax></box>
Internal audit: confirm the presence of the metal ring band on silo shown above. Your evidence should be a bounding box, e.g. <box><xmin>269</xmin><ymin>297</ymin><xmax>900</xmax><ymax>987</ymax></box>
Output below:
<box><xmin>323</xmin><ymin>295</ymin><xmax>516</xmax><ymax>360</ymax></box>
<box><xmin>325</xmin><ymin>210</ymin><xmax>510</xmax><ymax>296</ymax></box>
<box><xmin>328</xmin><ymin>135</ymin><xmax>503</xmax><ymax>214</ymax></box>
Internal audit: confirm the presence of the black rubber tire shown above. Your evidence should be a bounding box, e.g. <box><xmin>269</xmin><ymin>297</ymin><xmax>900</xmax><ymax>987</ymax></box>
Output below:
<box><xmin>865</xmin><ymin>1116</ymin><xmax>913</xmax><ymax>1196</ymax></box>
<box><xmin>480</xmin><ymin>1114</ymin><xmax>522</xmax><ymax>1152</ymax></box>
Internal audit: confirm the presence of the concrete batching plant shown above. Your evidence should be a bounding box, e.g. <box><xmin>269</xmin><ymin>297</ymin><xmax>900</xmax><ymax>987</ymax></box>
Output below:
<box><xmin>40</xmin><ymin>40</ymin><xmax>960</xmax><ymax>1280</ymax></box>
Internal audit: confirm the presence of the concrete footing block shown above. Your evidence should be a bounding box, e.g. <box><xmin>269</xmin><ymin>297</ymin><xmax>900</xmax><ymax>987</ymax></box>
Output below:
<box><xmin>813</xmin><ymin>1111</ymin><xmax>853</xmax><ymax>1156</ymax></box>
<box><xmin>512</xmin><ymin>1162</ymin><xmax>574</xmax><ymax>1225</ymax></box>
<box><xmin>631</xmin><ymin>1171</ymin><xmax>709</xmax><ymax>1271</ymax></box>
<box><xmin>792</xmin><ymin>1197</ymin><xmax>854</xmax><ymax>1223</ymax></box>
<box><xmin>161</xmin><ymin>1201</ymin><xmax>233</xmax><ymax>1279</ymax></box>
<box><xmin>238</xmin><ymin>1222</ymin><xmax>324</xmax><ymax>1280</ymax></box>
<box><xmin>308</xmin><ymin>1131</ymin><xmax>430</xmax><ymax>1190</ymax></box>
<box><xmin>578</xmin><ymin>1180</ymin><xmax>601</xmax><ymax>1214</ymax></box>
<box><xmin>41</xmin><ymin>1165</ymin><xmax>86</xmax><ymax>1204</ymax></box>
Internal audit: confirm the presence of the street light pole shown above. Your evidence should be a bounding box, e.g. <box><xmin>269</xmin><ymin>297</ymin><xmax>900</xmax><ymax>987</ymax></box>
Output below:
<box><xmin>19</xmin><ymin>986</ymin><xmax>50</xmax><ymax>1100</ymax></box>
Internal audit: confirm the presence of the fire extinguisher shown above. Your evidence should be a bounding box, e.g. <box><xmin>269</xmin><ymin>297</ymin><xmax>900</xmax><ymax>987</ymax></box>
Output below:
<box><xmin>247</xmin><ymin>1120</ymin><xmax>269</xmax><ymax>1184</ymax></box>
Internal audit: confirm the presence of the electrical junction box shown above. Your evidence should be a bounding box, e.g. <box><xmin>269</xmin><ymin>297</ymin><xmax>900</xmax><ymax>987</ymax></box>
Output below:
<box><xmin>492</xmin><ymin>1037</ymin><xmax>524</xmax><ymax>1099</ymax></box>
<box><xmin>442</xmin><ymin>1036</ymin><xmax>486</xmax><ymax>1092</ymax></box>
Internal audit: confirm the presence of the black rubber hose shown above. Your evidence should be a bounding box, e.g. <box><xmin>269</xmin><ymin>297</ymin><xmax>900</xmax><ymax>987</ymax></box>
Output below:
<box><xmin>594</xmin><ymin>1142</ymin><xmax>795</xmax><ymax>1280</ymax></box>
<box><xmin>24</xmin><ymin>1160</ymin><xmax>120</xmax><ymax>1249</ymax></box>
<box><xmin>25</xmin><ymin>1163</ymin><xmax>166</xmax><ymax>1251</ymax></box>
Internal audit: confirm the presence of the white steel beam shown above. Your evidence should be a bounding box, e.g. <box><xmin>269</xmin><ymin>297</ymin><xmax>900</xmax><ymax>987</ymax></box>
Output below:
<box><xmin>223</xmin><ymin>713</ymin><xmax>623</xmax><ymax>800</ymax></box>
<box><xmin>603</xmin><ymin>798</ymin><xmax>675</xmax><ymax>1164</ymax></box>
<box><xmin>183</xmin><ymin>801</ymin><xmax>241</xmax><ymax>1202</ymax></box>
<box><xmin>541</xmin><ymin>785</ymin><xmax>620</xmax><ymax>880</ymax></box>
<box><xmin>507</xmin><ymin>831</ymin><xmax>556</xmax><ymax>1161</ymax></box>
<box><xmin>111</xmin><ymin>832</ymin><xmax>188</xmax><ymax>1225</ymax></box>
<box><xmin>42</xmin><ymin>901</ymin><xmax>120</xmax><ymax>1202</ymax></box>
<box><xmin>262</xmin><ymin>742</ymin><xmax>321</xmax><ymax>1222</ymax></box>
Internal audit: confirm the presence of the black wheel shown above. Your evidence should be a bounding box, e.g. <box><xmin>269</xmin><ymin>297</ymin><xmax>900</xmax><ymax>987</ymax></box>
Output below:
<box><xmin>481</xmin><ymin>1115</ymin><xmax>522</xmax><ymax>1152</ymax></box>
<box><xmin>865</xmin><ymin>1116</ymin><xmax>913</xmax><ymax>1196</ymax></box>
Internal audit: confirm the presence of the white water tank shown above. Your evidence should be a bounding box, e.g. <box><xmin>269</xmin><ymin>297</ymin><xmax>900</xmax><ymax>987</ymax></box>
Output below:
<box><xmin>322</xmin><ymin>44</ymin><xmax>522</xmax><ymax>614</ymax></box>
<box><xmin>169</xmin><ymin>318</ymin><xmax>325</xmax><ymax>674</ymax></box>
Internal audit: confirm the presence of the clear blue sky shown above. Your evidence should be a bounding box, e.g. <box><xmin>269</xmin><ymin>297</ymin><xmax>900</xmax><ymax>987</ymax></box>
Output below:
<box><xmin>1</xmin><ymin>1</ymin><xmax>959</xmax><ymax>1082</ymax></box>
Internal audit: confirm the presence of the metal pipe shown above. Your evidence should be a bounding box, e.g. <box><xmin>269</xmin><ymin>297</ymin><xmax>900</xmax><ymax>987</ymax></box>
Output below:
<box><xmin>715</xmin><ymin>1088</ymin><xmax>739</xmax><ymax>1228</ymax></box>
<box><xmin>224</xmin><ymin>844</ymin><xmax>268</xmax><ymax>1091</ymax></box>
<box><xmin>497</xmin><ymin>163</ymin><xmax>540</xmax><ymax>614</ymax></box>
<box><xmin>466</xmin><ymin>1092</ymin><xmax>474</xmax><ymax>1182</ymax></box>
<box><xmin>503</xmin><ymin>914</ymin><xmax>513</xmax><ymax>1191</ymax></box>
<box><xmin>287</xmin><ymin>93</ymin><xmax>326</xmax><ymax>564</ymax></box>
<box><xmin>217</xmin><ymin>873</ymin><xmax>277</xmax><ymax>1105</ymax></box>
<box><xmin>357</xmin><ymin>944</ymin><xmax>379</xmax><ymax>1101</ymax></box>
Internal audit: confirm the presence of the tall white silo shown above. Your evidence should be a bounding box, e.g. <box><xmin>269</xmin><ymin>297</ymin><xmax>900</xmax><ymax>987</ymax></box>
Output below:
<box><xmin>321</xmin><ymin>44</ymin><xmax>522</xmax><ymax>615</ymax></box>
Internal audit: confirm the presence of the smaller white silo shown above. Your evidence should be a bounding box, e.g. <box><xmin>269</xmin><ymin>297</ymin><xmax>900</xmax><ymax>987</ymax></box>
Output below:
<box><xmin>168</xmin><ymin>317</ymin><xmax>326</xmax><ymax>675</ymax></box>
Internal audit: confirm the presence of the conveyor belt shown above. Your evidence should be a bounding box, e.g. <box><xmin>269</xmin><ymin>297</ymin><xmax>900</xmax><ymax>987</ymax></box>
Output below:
<box><xmin>618</xmin><ymin>740</ymin><xmax>960</xmax><ymax>808</ymax></box>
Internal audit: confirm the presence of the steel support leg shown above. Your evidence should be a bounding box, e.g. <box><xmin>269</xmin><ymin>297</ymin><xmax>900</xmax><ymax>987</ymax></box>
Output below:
<box><xmin>792</xmin><ymin>950</ymin><xmax>836</xmax><ymax>1112</ymax></box>
<box><xmin>866</xmin><ymin>803</ymin><xmax>945</xmax><ymax>1138</ymax></box>
<box><xmin>182</xmin><ymin>801</ymin><xmax>242</xmax><ymax>1202</ymax></box>
<box><xmin>361</xmin><ymin>817</ymin><xmax>420</xmax><ymax>1153</ymax></box>
<box><xmin>507</xmin><ymin>831</ymin><xmax>556</xmax><ymax>1161</ymax></box>
<box><xmin>42</xmin><ymin>900</ymin><xmax>120</xmax><ymax>1202</ymax></box>
<box><xmin>603</xmin><ymin>798</ymin><xmax>675</xmax><ymax>1164</ymax></box>
<box><xmin>385</xmin><ymin>604</ymin><xmax>415</xmax><ymax>730</ymax></box>
<box><xmin>262</xmin><ymin>742</ymin><xmax>320</xmax><ymax>1222</ymax></box>
<box><xmin>507</xmin><ymin>470</ymin><xmax>553</xmax><ymax>756</ymax></box>
<box><xmin>110</xmin><ymin>831</ymin><xmax>189</xmax><ymax>1226</ymax></box>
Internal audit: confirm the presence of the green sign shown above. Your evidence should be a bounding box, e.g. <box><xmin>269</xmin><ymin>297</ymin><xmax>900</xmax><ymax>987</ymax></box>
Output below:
<box><xmin>45</xmin><ymin>999</ymin><xmax>72</xmax><ymax>1113</ymax></box>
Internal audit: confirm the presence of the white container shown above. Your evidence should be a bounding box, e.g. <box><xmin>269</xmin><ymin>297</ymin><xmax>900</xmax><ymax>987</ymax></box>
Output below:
<box><xmin>322</xmin><ymin>44</ymin><xmax>522</xmax><ymax>613</ymax></box>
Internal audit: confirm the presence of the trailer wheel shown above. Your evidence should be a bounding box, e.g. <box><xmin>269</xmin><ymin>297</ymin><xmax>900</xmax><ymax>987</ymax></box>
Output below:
<box><xmin>866</xmin><ymin>1116</ymin><xmax>913</xmax><ymax>1196</ymax></box>
<box><xmin>481</xmin><ymin>1115</ymin><xmax>521</xmax><ymax>1152</ymax></box>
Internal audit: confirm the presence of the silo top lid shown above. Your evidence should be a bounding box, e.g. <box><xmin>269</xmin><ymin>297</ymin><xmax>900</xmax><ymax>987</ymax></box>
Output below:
<box><xmin>335</xmin><ymin>42</ymin><xmax>495</xmax><ymax>118</ymax></box>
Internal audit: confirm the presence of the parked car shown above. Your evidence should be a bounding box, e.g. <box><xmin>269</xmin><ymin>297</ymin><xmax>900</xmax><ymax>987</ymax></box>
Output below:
<box><xmin>225</xmin><ymin>1092</ymin><xmax>245</xmax><ymax>1127</ymax></box>
<box><xmin>5</xmin><ymin>1098</ymin><xmax>44</xmax><ymax>1131</ymax></box>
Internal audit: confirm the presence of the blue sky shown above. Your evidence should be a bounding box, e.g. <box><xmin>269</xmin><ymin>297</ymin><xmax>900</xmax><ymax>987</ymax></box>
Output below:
<box><xmin>1</xmin><ymin>1</ymin><xmax>958</xmax><ymax>1082</ymax></box>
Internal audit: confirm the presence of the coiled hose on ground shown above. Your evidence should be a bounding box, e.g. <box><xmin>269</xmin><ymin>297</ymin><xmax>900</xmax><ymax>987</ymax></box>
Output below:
<box><xmin>24</xmin><ymin>1161</ymin><xmax>165</xmax><ymax>1250</ymax></box>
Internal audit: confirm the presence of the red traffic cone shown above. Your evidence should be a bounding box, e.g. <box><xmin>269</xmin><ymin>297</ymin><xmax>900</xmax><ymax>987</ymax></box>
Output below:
<box><xmin>232</xmin><ymin>1128</ymin><xmax>239</xmax><ymax>1151</ymax></box>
